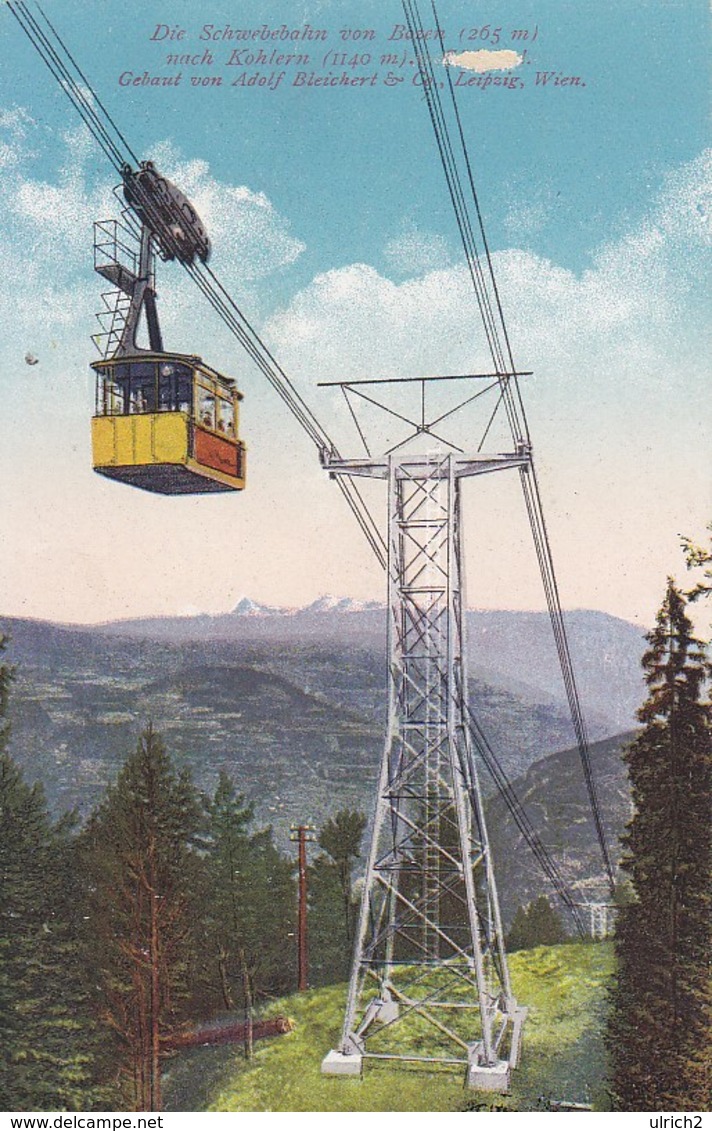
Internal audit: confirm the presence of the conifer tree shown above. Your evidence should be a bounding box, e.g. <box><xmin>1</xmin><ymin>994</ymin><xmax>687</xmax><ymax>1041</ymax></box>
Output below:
<box><xmin>506</xmin><ymin>895</ymin><xmax>566</xmax><ymax>952</ymax></box>
<box><xmin>681</xmin><ymin>521</ymin><xmax>712</xmax><ymax>603</ymax></box>
<box><xmin>80</xmin><ymin>725</ymin><xmax>202</xmax><ymax>1111</ymax></box>
<box><xmin>306</xmin><ymin>809</ymin><xmax>367</xmax><ymax>987</ymax></box>
<box><xmin>607</xmin><ymin>580</ymin><xmax>711</xmax><ymax>1111</ymax></box>
<box><xmin>307</xmin><ymin>852</ymin><xmax>351</xmax><ymax>986</ymax></box>
<box><xmin>317</xmin><ymin>809</ymin><xmax>366</xmax><ymax>944</ymax></box>
<box><xmin>505</xmin><ymin>903</ymin><xmax>531</xmax><ymax>954</ymax></box>
<box><xmin>196</xmin><ymin>772</ymin><xmax>295</xmax><ymax>1014</ymax></box>
<box><xmin>0</xmin><ymin>634</ymin><xmax>97</xmax><ymax>1111</ymax></box>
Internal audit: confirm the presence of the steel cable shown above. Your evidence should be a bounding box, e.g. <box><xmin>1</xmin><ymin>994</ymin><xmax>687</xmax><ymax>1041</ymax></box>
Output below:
<box><xmin>405</xmin><ymin>0</ymin><xmax>616</xmax><ymax>893</ymax></box>
<box><xmin>9</xmin><ymin>0</ymin><xmax>609</xmax><ymax>905</ymax></box>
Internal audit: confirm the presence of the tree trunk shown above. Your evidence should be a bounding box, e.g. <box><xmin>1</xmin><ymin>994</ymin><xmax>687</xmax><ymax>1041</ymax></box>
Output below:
<box><xmin>240</xmin><ymin>947</ymin><xmax>253</xmax><ymax>1061</ymax></box>
<box><xmin>150</xmin><ymin>887</ymin><xmax>161</xmax><ymax>1112</ymax></box>
<box><xmin>146</xmin><ymin>813</ymin><xmax>161</xmax><ymax>1113</ymax></box>
<box><xmin>218</xmin><ymin>945</ymin><xmax>234</xmax><ymax>1011</ymax></box>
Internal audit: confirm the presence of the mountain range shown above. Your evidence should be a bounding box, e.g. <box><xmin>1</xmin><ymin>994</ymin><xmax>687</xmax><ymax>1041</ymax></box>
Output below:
<box><xmin>230</xmin><ymin>595</ymin><xmax>385</xmax><ymax>616</ymax></box>
<box><xmin>0</xmin><ymin>600</ymin><xmax>644</xmax><ymax>917</ymax></box>
<box><xmin>487</xmin><ymin>729</ymin><xmax>635</xmax><ymax>919</ymax></box>
<box><xmin>78</xmin><ymin>598</ymin><xmax>647</xmax><ymax>735</ymax></box>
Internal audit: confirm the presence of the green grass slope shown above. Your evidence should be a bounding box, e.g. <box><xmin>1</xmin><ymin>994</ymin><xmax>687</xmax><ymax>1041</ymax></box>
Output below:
<box><xmin>164</xmin><ymin>942</ymin><xmax>614</xmax><ymax>1112</ymax></box>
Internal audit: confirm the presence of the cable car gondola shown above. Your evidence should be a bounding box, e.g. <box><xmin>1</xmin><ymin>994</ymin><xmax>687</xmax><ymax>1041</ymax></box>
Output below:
<box><xmin>91</xmin><ymin>352</ymin><xmax>245</xmax><ymax>494</ymax></box>
<box><xmin>90</xmin><ymin>162</ymin><xmax>246</xmax><ymax>495</ymax></box>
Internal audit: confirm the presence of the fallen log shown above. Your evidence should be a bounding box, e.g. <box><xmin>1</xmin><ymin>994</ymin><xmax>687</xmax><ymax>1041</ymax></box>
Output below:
<box><xmin>165</xmin><ymin>1015</ymin><xmax>293</xmax><ymax>1051</ymax></box>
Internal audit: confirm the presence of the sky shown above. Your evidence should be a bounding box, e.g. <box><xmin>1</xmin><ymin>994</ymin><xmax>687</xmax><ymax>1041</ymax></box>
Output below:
<box><xmin>0</xmin><ymin>0</ymin><xmax>709</xmax><ymax>627</ymax></box>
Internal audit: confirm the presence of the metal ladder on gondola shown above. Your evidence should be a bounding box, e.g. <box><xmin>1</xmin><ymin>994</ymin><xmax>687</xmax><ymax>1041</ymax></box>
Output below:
<box><xmin>91</xmin><ymin>218</ymin><xmax>136</xmax><ymax>358</ymax></box>
<box><xmin>92</xmin><ymin>186</ymin><xmax>160</xmax><ymax>359</ymax></box>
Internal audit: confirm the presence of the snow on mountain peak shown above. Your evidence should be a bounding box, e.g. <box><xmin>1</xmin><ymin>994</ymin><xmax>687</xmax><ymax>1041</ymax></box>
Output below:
<box><xmin>230</xmin><ymin>597</ymin><xmax>285</xmax><ymax>617</ymax></box>
<box><xmin>303</xmin><ymin>595</ymin><xmax>384</xmax><ymax>615</ymax></box>
<box><xmin>229</xmin><ymin>595</ymin><xmax>385</xmax><ymax>617</ymax></box>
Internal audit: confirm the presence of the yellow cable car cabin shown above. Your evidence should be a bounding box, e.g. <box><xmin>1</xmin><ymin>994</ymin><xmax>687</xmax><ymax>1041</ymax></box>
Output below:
<box><xmin>91</xmin><ymin>353</ymin><xmax>246</xmax><ymax>494</ymax></box>
<box><xmin>91</xmin><ymin>162</ymin><xmax>247</xmax><ymax>495</ymax></box>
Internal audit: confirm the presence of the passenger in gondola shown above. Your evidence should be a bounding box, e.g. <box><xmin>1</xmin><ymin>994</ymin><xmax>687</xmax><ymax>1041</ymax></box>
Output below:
<box><xmin>219</xmin><ymin>401</ymin><xmax>235</xmax><ymax>436</ymax></box>
<box><xmin>92</xmin><ymin>356</ymin><xmax>245</xmax><ymax>492</ymax></box>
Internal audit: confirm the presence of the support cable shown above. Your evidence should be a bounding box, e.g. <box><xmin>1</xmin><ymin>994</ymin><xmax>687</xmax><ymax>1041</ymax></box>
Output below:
<box><xmin>405</xmin><ymin>0</ymin><xmax>616</xmax><ymax>893</ymax></box>
<box><xmin>466</xmin><ymin>705</ymin><xmax>587</xmax><ymax>938</ymax></box>
<box><xmin>34</xmin><ymin>1</ymin><xmax>140</xmax><ymax>166</ymax></box>
<box><xmin>9</xmin><ymin>0</ymin><xmax>387</xmax><ymax>569</ymax></box>
<box><xmin>432</xmin><ymin>1</ymin><xmax>529</xmax><ymax>444</ymax></box>
<box><xmin>9</xmin><ymin>0</ymin><xmax>609</xmax><ymax>903</ymax></box>
<box><xmin>402</xmin><ymin>0</ymin><xmax>520</xmax><ymax>446</ymax></box>
<box><xmin>8</xmin><ymin>2</ymin><xmax>126</xmax><ymax>172</ymax></box>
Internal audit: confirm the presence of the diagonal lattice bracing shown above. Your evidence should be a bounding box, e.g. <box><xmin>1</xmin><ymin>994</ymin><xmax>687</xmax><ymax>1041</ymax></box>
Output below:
<box><xmin>323</xmin><ymin>452</ymin><xmax>528</xmax><ymax>1088</ymax></box>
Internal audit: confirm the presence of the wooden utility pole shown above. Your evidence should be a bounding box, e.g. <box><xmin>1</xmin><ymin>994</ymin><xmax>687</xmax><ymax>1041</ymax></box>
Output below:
<box><xmin>290</xmin><ymin>824</ymin><xmax>316</xmax><ymax>991</ymax></box>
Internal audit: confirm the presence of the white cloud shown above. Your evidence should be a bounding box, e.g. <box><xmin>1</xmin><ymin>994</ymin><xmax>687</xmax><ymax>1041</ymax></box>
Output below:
<box><xmin>268</xmin><ymin>149</ymin><xmax>711</xmax><ymax>392</ymax></box>
<box><xmin>0</xmin><ymin>115</ymin><xmax>306</xmax><ymax>365</ymax></box>
<box><xmin>0</xmin><ymin>118</ymin><xmax>304</xmax><ymax>283</ymax></box>
<box><xmin>149</xmin><ymin>140</ymin><xmax>305</xmax><ymax>282</ymax></box>
<box><xmin>653</xmin><ymin>149</ymin><xmax>711</xmax><ymax>247</ymax></box>
<box><xmin>266</xmin><ymin>262</ymin><xmax>481</xmax><ymax>384</ymax></box>
<box><xmin>13</xmin><ymin>158</ymin><xmax>115</xmax><ymax>265</ymax></box>
<box><xmin>503</xmin><ymin>197</ymin><xmax>551</xmax><ymax>239</ymax></box>
<box><xmin>0</xmin><ymin>106</ymin><xmax>35</xmax><ymax>135</ymax></box>
<box><xmin>383</xmin><ymin>223</ymin><xmax>452</xmax><ymax>276</ymax></box>
<box><xmin>0</xmin><ymin>105</ymin><xmax>36</xmax><ymax>168</ymax></box>
<box><xmin>260</xmin><ymin>150</ymin><xmax>711</xmax><ymax>622</ymax></box>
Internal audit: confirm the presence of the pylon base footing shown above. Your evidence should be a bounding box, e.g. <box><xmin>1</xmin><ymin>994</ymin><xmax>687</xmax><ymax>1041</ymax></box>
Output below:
<box><xmin>373</xmin><ymin>995</ymin><xmax>399</xmax><ymax>1024</ymax></box>
<box><xmin>321</xmin><ymin>1049</ymin><xmax>363</xmax><ymax>1078</ymax></box>
<box><xmin>509</xmin><ymin>1005</ymin><xmax>529</xmax><ymax>1069</ymax></box>
<box><xmin>467</xmin><ymin>1056</ymin><xmax>511</xmax><ymax>1093</ymax></box>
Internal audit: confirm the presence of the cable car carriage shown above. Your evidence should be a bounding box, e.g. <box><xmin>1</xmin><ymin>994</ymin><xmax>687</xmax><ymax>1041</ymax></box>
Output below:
<box><xmin>92</xmin><ymin>353</ymin><xmax>245</xmax><ymax>494</ymax></box>
<box><xmin>91</xmin><ymin>162</ymin><xmax>246</xmax><ymax>494</ymax></box>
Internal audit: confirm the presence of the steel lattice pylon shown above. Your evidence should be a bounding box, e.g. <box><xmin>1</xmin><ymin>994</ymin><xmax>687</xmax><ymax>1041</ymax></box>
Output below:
<box><xmin>321</xmin><ymin>421</ymin><xmax>529</xmax><ymax>1090</ymax></box>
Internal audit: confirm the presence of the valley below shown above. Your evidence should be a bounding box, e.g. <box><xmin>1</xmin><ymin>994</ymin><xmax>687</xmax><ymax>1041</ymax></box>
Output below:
<box><xmin>1</xmin><ymin>600</ymin><xmax>645</xmax><ymax>920</ymax></box>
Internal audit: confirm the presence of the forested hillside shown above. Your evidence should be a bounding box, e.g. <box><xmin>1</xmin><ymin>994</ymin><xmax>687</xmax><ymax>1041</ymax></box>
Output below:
<box><xmin>0</xmin><ymin>607</ymin><xmax>642</xmax><ymax>1110</ymax></box>
<box><xmin>2</xmin><ymin>606</ymin><xmax>644</xmax><ymax>833</ymax></box>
